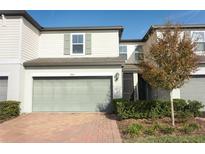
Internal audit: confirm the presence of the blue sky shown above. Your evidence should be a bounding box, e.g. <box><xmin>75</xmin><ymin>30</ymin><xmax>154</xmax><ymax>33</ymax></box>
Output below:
<box><xmin>28</xmin><ymin>10</ymin><xmax>205</xmax><ymax>39</ymax></box>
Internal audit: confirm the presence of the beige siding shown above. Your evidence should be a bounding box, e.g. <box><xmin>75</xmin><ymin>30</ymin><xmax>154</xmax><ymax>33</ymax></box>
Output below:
<box><xmin>120</xmin><ymin>42</ymin><xmax>145</xmax><ymax>64</ymax></box>
<box><xmin>0</xmin><ymin>16</ymin><xmax>21</xmax><ymax>61</ymax></box>
<box><xmin>21</xmin><ymin>18</ymin><xmax>40</xmax><ymax>62</ymax></box>
<box><xmin>39</xmin><ymin>33</ymin><xmax>64</xmax><ymax>57</ymax></box>
<box><xmin>143</xmin><ymin>31</ymin><xmax>157</xmax><ymax>62</ymax></box>
<box><xmin>91</xmin><ymin>31</ymin><xmax>119</xmax><ymax>57</ymax></box>
<box><xmin>39</xmin><ymin>30</ymin><xmax>119</xmax><ymax>57</ymax></box>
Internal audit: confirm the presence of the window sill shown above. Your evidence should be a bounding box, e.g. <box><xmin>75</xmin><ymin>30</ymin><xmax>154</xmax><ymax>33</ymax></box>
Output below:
<box><xmin>70</xmin><ymin>53</ymin><xmax>85</xmax><ymax>56</ymax></box>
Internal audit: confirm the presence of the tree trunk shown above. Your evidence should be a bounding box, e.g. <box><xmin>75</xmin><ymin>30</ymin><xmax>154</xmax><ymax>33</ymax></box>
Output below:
<box><xmin>170</xmin><ymin>90</ymin><xmax>175</xmax><ymax>126</ymax></box>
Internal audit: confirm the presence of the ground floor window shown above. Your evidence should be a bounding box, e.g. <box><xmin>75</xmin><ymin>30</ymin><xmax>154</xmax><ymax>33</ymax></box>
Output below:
<box><xmin>0</xmin><ymin>76</ymin><xmax>8</xmax><ymax>101</ymax></box>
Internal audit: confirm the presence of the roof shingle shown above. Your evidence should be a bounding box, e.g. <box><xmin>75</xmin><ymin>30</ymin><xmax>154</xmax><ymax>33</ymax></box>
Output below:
<box><xmin>23</xmin><ymin>57</ymin><xmax>125</xmax><ymax>67</ymax></box>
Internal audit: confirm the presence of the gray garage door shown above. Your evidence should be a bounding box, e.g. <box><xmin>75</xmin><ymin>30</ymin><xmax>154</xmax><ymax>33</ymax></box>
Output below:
<box><xmin>0</xmin><ymin>77</ymin><xmax>8</xmax><ymax>101</ymax></box>
<box><xmin>32</xmin><ymin>77</ymin><xmax>112</xmax><ymax>112</ymax></box>
<box><xmin>180</xmin><ymin>75</ymin><xmax>205</xmax><ymax>110</ymax></box>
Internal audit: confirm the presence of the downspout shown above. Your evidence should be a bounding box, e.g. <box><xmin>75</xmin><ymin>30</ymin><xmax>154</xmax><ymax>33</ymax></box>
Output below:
<box><xmin>1</xmin><ymin>14</ymin><xmax>6</xmax><ymax>26</ymax></box>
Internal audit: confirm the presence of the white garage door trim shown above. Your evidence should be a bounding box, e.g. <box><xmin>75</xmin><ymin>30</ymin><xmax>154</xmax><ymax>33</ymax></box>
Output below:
<box><xmin>32</xmin><ymin>76</ymin><xmax>113</xmax><ymax>112</ymax></box>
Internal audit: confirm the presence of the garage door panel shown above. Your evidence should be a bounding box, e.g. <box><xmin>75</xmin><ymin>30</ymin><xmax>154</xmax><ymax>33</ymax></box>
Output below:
<box><xmin>181</xmin><ymin>76</ymin><xmax>205</xmax><ymax>111</ymax></box>
<box><xmin>33</xmin><ymin>77</ymin><xmax>112</xmax><ymax>112</ymax></box>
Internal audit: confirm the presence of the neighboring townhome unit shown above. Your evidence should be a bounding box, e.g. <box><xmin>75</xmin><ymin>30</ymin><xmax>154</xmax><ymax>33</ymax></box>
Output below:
<box><xmin>141</xmin><ymin>25</ymin><xmax>205</xmax><ymax>109</ymax></box>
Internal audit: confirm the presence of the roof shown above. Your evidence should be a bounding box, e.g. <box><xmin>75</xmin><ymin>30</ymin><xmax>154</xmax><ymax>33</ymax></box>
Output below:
<box><xmin>41</xmin><ymin>26</ymin><xmax>123</xmax><ymax>32</ymax></box>
<box><xmin>143</xmin><ymin>24</ymin><xmax>205</xmax><ymax>41</ymax></box>
<box><xmin>23</xmin><ymin>57</ymin><xmax>125</xmax><ymax>67</ymax></box>
<box><xmin>0</xmin><ymin>10</ymin><xmax>42</xmax><ymax>30</ymax></box>
<box><xmin>122</xmin><ymin>64</ymin><xmax>141</xmax><ymax>73</ymax></box>
<box><xmin>0</xmin><ymin>10</ymin><xmax>123</xmax><ymax>37</ymax></box>
<box><xmin>120</xmin><ymin>39</ymin><xmax>144</xmax><ymax>43</ymax></box>
<box><xmin>122</xmin><ymin>24</ymin><xmax>205</xmax><ymax>42</ymax></box>
<box><xmin>122</xmin><ymin>56</ymin><xmax>205</xmax><ymax>73</ymax></box>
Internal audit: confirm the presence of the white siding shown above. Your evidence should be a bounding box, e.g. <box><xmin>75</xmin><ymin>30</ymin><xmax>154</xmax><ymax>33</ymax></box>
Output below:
<box><xmin>39</xmin><ymin>30</ymin><xmax>119</xmax><ymax>58</ymax></box>
<box><xmin>0</xmin><ymin>16</ymin><xmax>21</xmax><ymax>62</ymax></box>
<box><xmin>21</xmin><ymin>18</ymin><xmax>40</xmax><ymax>62</ymax></box>
<box><xmin>0</xmin><ymin>64</ymin><xmax>22</xmax><ymax>101</ymax></box>
<box><xmin>126</xmin><ymin>44</ymin><xmax>137</xmax><ymax>62</ymax></box>
<box><xmin>191</xmin><ymin>66</ymin><xmax>205</xmax><ymax>75</ymax></box>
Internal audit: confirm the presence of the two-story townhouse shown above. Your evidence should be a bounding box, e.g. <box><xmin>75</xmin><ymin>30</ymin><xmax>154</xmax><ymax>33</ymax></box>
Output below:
<box><xmin>0</xmin><ymin>11</ymin><xmax>125</xmax><ymax>113</ymax></box>
<box><xmin>1</xmin><ymin>10</ymin><xmax>205</xmax><ymax>113</ymax></box>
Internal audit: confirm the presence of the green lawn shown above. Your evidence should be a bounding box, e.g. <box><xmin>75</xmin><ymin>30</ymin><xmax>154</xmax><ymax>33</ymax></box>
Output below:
<box><xmin>124</xmin><ymin>135</ymin><xmax>205</xmax><ymax>143</ymax></box>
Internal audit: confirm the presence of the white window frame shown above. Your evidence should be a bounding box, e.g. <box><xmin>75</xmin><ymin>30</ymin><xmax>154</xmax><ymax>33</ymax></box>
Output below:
<box><xmin>191</xmin><ymin>31</ymin><xmax>205</xmax><ymax>52</ymax></box>
<box><xmin>70</xmin><ymin>33</ymin><xmax>85</xmax><ymax>55</ymax></box>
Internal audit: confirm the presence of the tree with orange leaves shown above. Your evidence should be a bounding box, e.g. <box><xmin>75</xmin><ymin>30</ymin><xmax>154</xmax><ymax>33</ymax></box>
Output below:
<box><xmin>140</xmin><ymin>23</ymin><xmax>198</xmax><ymax>126</ymax></box>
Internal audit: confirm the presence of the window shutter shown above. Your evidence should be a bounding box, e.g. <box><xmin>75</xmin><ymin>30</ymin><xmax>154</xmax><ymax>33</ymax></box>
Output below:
<box><xmin>64</xmin><ymin>33</ymin><xmax>70</xmax><ymax>55</ymax></box>
<box><xmin>85</xmin><ymin>33</ymin><xmax>92</xmax><ymax>55</ymax></box>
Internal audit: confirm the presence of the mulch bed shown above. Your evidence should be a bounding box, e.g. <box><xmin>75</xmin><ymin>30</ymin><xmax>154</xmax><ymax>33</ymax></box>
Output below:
<box><xmin>117</xmin><ymin>117</ymin><xmax>205</xmax><ymax>142</ymax></box>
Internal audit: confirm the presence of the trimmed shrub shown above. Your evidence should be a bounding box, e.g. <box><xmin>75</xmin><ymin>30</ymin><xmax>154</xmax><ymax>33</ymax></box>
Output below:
<box><xmin>173</xmin><ymin>99</ymin><xmax>187</xmax><ymax>111</ymax></box>
<box><xmin>174</xmin><ymin>99</ymin><xmax>204</xmax><ymax>117</ymax></box>
<box><xmin>114</xmin><ymin>100</ymin><xmax>171</xmax><ymax>119</ymax></box>
<box><xmin>0</xmin><ymin>101</ymin><xmax>20</xmax><ymax>121</ymax></box>
<box><xmin>112</xmin><ymin>98</ymin><xmax>126</xmax><ymax>114</ymax></box>
<box><xmin>113</xmin><ymin>99</ymin><xmax>203</xmax><ymax>120</ymax></box>
<box><xmin>187</xmin><ymin>100</ymin><xmax>204</xmax><ymax>117</ymax></box>
<box><xmin>124</xmin><ymin>123</ymin><xmax>143</xmax><ymax>136</ymax></box>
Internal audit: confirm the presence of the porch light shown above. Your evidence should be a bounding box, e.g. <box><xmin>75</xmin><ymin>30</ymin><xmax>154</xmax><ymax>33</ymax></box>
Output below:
<box><xmin>114</xmin><ymin>73</ymin><xmax>119</xmax><ymax>81</ymax></box>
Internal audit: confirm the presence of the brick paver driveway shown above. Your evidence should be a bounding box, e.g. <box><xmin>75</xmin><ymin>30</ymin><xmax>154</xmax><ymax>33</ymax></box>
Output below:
<box><xmin>0</xmin><ymin>113</ymin><xmax>121</xmax><ymax>143</ymax></box>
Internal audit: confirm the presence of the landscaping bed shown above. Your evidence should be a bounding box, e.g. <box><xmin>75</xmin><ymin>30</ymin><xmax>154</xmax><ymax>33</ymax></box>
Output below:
<box><xmin>117</xmin><ymin>117</ymin><xmax>205</xmax><ymax>143</ymax></box>
<box><xmin>113</xmin><ymin>99</ymin><xmax>205</xmax><ymax>143</ymax></box>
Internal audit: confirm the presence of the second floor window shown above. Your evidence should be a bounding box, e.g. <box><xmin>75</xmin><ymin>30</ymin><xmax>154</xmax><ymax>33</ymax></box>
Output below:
<box><xmin>135</xmin><ymin>45</ymin><xmax>144</xmax><ymax>61</ymax></box>
<box><xmin>71</xmin><ymin>34</ymin><xmax>84</xmax><ymax>54</ymax></box>
<box><xmin>119</xmin><ymin>45</ymin><xmax>127</xmax><ymax>59</ymax></box>
<box><xmin>192</xmin><ymin>31</ymin><xmax>205</xmax><ymax>52</ymax></box>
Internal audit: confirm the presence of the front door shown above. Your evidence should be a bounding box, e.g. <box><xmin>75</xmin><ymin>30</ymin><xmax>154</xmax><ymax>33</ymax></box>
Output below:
<box><xmin>123</xmin><ymin>73</ymin><xmax>134</xmax><ymax>100</ymax></box>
